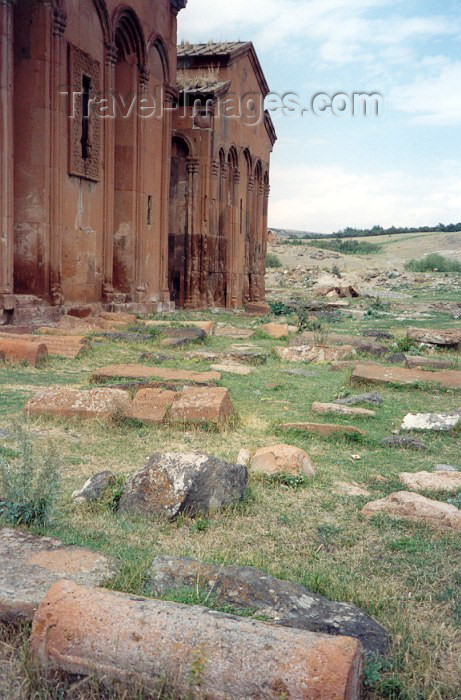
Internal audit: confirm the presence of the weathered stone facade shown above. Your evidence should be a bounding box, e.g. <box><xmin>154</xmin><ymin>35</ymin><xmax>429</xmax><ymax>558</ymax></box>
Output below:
<box><xmin>0</xmin><ymin>4</ymin><xmax>275</xmax><ymax>320</ymax></box>
<box><xmin>170</xmin><ymin>42</ymin><xmax>276</xmax><ymax>308</ymax></box>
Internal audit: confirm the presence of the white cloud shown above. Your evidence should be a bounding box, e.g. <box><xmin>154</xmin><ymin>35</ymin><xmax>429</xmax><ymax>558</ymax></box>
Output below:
<box><xmin>390</xmin><ymin>59</ymin><xmax>461</xmax><ymax>126</ymax></box>
<box><xmin>178</xmin><ymin>0</ymin><xmax>457</xmax><ymax>68</ymax></box>
<box><xmin>268</xmin><ymin>163</ymin><xmax>461</xmax><ymax>231</ymax></box>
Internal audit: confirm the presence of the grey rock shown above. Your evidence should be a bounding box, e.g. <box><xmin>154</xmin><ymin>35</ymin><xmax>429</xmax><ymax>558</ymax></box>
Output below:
<box><xmin>118</xmin><ymin>453</ymin><xmax>247</xmax><ymax>520</ymax></box>
<box><xmin>146</xmin><ymin>555</ymin><xmax>390</xmax><ymax>657</ymax></box>
<box><xmin>160</xmin><ymin>327</ymin><xmax>206</xmax><ymax>340</ymax></box>
<box><xmin>334</xmin><ymin>393</ymin><xmax>383</xmax><ymax>406</ymax></box>
<box><xmin>401</xmin><ymin>412</ymin><xmax>461</xmax><ymax>432</ymax></box>
<box><xmin>434</xmin><ymin>465</ymin><xmax>458</xmax><ymax>472</ymax></box>
<box><xmin>386</xmin><ymin>353</ymin><xmax>406</xmax><ymax>364</ymax></box>
<box><xmin>72</xmin><ymin>471</ymin><xmax>116</xmax><ymax>503</ymax></box>
<box><xmin>363</xmin><ymin>330</ymin><xmax>394</xmax><ymax>340</ymax></box>
<box><xmin>280</xmin><ymin>369</ymin><xmax>318</xmax><ymax>377</ymax></box>
<box><xmin>381</xmin><ymin>436</ymin><xmax>427</xmax><ymax>450</ymax></box>
<box><xmin>0</xmin><ymin>528</ymin><xmax>118</xmax><ymax>622</ymax></box>
<box><xmin>139</xmin><ymin>353</ymin><xmax>172</xmax><ymax>363</ymax></box>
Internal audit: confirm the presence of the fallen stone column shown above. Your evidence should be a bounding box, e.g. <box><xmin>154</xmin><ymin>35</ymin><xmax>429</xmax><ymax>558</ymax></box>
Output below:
<box><xmin>0</xmin><ymin>337</ymin><xmax>48</xmax><ymax>366</ymax></box>
<box><xmin>31</xmin><ymin>580</ymin><xmax>363</xmax><ymax>699</ymax></box>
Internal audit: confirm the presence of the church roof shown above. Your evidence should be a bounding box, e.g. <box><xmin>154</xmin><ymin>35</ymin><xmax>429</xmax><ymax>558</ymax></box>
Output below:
<box><xmin>177</xmin><ymin>41</ymin><xmax>270</xmax><ymax>96</ymax></box>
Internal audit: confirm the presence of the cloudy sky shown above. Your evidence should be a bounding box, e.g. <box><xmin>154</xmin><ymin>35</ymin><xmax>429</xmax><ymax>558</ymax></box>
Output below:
<box><xmin>178</xmin><ymin>0</ymin><xmax>461</xmax><ymax>233</ymax></box>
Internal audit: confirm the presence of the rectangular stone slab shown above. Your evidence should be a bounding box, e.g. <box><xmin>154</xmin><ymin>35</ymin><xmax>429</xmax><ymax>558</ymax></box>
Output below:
<box><xmin>281</xmin><ymin>422</ymin><xmax>366</xmax><ymax>437</ymax></box>
<box><xmin>352</xmin><ymin>364</ymin><xmax>461</xmax><ymax>389</ymax></box>
<box><xmin>93</xmin><ymin>364</ymin><xmax>221</xmax><ymax>384</ymax></box>
<box><xmin>0</xmin><ymin>529</ymin><xmax>117</xmax><ymax>622</ymax></box>
<box><xmin>127</xmin><ymin>388</ymin><xmax>176</xmax><ymax>424</ymax></box>
<box><xmin>25</xmin><ymin>387</ymin><xmax>131</xmax><ymax>420</ymax></box>
<box><xmin>312</xmin><ymin>402</ymin><xmax>376</xmax><ymax>417</ymax></box>
<box><xmin>169</xmin><ymin>387</ymin><xmax>234</xmax><ymax>426</ymax></box>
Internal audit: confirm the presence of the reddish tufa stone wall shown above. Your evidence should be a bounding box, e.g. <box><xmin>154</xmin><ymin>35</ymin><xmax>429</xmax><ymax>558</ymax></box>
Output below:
<box><xmin>170</xmin><ymin>42</ymin><xmax>276</xmax><ymax>309</ymax></box>
<box><xmin>0</xmin><ymin>11</ymin><xmax>275</xmax><ymax>318</ymax></box>
<box><xmin>0</xmin><ymin>0</ymin><xmax>182</xmax><ymax>315</ymax></box>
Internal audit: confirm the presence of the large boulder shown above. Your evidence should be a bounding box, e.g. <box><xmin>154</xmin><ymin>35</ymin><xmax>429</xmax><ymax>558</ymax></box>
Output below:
<box><xmin>118</xmin><ymin>453</ymin><xmax>247</xmax><ymax>520</ymax></box>
<box><xmin>250</xmin><ymin>444</ymin><xmax>315</xmax><ymax>477</ymax></box>
<box><xmin>25</xmin><ymin>387</ymin><xmax>131</xmax><ymax>420</ymax></box>
<box><xmin>361</xmin><ymin>492</ymin><xmax>461</xmax><ymax>531</ymax></box>
<box><xmin>0</xmin><ymin>529</ymin><xmax>118</xmax><ymax>622</ymax></box>
<box><xmin>0</xmin><ymin>333</ymin><xmax>87</xmax><ymax>358</ymax></box>
<box><xmin>147</xmin><ymin>556</ymin><xmax>389</xmax><ymax>657</ymax></box>
<box><xmin>30</xmin><ymin>580</ymin><xmax>363</xmax><ymax>700</ymax></box>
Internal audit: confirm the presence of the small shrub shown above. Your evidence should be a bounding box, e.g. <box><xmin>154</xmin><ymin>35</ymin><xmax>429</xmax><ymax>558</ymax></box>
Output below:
<box><xmin>266</xmin><ymin>252</ymin><xmax>282</xmax><ymax>268</ymax></box>
<box><xmin>269</xmin><ymin>301</ymin><xmax>293</xmax><ymax>316</ymax></box>
<box><xmin>267</xmin><ymin>472</ymin><xmax>310</xmax><ymax>489</ymax></box>
<box><xmin>0</xmin><ymin>427</ymin><xmax>60</xmax><ymax>528</ymax></box>
<box><xmin>394</xmin><ymin>336</ymin><xmax>416</xmax><ymax>353</ymax></box>
<box><xmin>331</xmin><ymin>263</ymin><xmax>342</xmax><ymax>278</ymax></box>
<box><xmin>309</xmin><ymin>239</ymin><xmax>381</xmax><ymax>255</ymax></box>
<box><xmin>406</xmin><ymin>253</ymin><xmax>461</xmax><ymax>273</ymax></box>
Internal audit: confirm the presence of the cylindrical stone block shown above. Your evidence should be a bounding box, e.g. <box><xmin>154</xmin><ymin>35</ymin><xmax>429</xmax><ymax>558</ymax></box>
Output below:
<box><xmin>30</xmin><ymin>580</ymin><xmax>363</xmax><ymax>699</ymax></box>
<box><xmin>0</xmin><ymin>337</ymin><xmax>48</xmax><ymax>366</ymax></box>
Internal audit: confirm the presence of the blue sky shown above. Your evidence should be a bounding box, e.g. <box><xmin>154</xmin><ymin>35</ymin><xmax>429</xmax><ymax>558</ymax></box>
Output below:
<box><xmin>178</xmin><ymin>0</ymin><xmax>461</xmax><ymax>233</ymax></box>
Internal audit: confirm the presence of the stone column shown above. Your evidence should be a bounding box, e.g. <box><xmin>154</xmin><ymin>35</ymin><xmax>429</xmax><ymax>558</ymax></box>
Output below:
<box><xmin>207</xmin><ymin>159</ymin><xmax>219</xmax><ymax>305</ymax></box>
<box><xmin>159</xmin><ymin>85</ymin><xmax>176</xmax><ymax>301</ymax></box>
<box><xmin>102</xmin><ymin>43</ymin><xmax>117</xmax><ymax>304</ymax></box>
<box><xmin>0</xmin><ymin>0</ymin><xmax>14</xmax><ymax>295</ymax></box>
<box><xmin>134</xmin><ymin>65</ymin><xmax>149</xmax><ymax>303</ymax></box>
<box><xmin>245</xmin><ymin>174</ymin><xmax>254</xmax><ymax>303</ymax></box>
<box><xmin>229</xmin><ymin>168</ymin><xmax>240</xmax><ymax>308</ymax></box>
<box><xmin>49</xmin><ymin>5</ymin><xmax>66</xmax><ymax>306</ymax></box>
<box><xmin>185</xmin><ymin>157</ymin><xmax>199</xmax><ymax>308</ymax></box>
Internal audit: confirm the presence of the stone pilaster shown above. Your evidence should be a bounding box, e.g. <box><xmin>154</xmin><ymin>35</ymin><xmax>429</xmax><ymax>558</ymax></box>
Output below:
<box><xmin>0</xmin><ymin>0</ymin><xmax>14</xmax><ymax>294</ymax></box>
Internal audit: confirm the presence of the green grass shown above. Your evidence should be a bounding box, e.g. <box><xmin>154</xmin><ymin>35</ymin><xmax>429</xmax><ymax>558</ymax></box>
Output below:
<box><xmin>0</xmin><ymin>309</ymin><xmax>460</xmax><ymax>698</ymax></box>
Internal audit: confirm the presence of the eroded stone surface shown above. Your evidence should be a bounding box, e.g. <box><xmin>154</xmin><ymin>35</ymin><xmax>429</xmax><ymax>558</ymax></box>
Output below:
<box><xmin>147</xmin><ymin>556</ymin><xmax>389</xmax><ymax>656</ymax></box>
<box><xmin>405</xmin><ymin>356</ymin><xmax>456</xmax><ymax>370</ymax></box>
<box><xmin>408</xmin><ymin>328</ymin><xmax>461</xmax><ymax>349</ymax></box>
<box><xmin>277</xmin><ymin>345</ymin><xmax>357</xmax><ymax>364</ymax></box>
<box><xmin>401</xmin><ymin>412</ymin><xmax>461</xmax><ymax>432</ymax></box>
<box><xmin>72</xmin><ymin>471</ymin><xmax>116</xmax><ymax>503</ymax></box>
<box><xmin>0</xmin><ymin>529</ymin><xmax>117</xmax><ymax>622</ymax></box>
<box><xmin>312</xmin><ymin>402</ymin><xmax>376</xmax><ymax>418</ymax></box>
<box><xmin>118</xmin><ymin>453</ymin><xmax>247</xmax><ymax>519</ymax></box>
<box><xmin>127</xmin><ymin>388</ymin><xmax>176</xmax><ymax>424</ymax></box>
<box><xmin>260</xmin><ymin>322</ymin><xmax>289</xmax><ymax>338</ymax></box>
<box><xmin>381</xmin><ymin>436</ymin><xmax>427</xmax><ymax>450</ymax></box>
<box><xmin>210</xmin><ymin>363</ymin><xmax>252</xmax><ymax>375</ymax></box>
<box><xmin>93</xmin><ymin>364</ymin><xmax>221</xmax><ymax>384</ymax></box>
<box><xmin>250</xmin><ymin>444</ymin><xmax>315</xmax><ymax>477</ymax></box>
<box><xmin>25</xmin><ymin>387</ymin><xmax>131</xmax><ymax>420</ymax></box>
<box><xmin>335</xmin><ymin>482</ymin><xmax>371</xmax><ymax>497</ymax></box>
<box><xmin>0</xmin><ymin>333</ymin><xmax>87</xmax><ymax>359</ymax></box>
<box><xmin>361</xmin><ymin>492</ymin><xmax>461</xmax><ymax>531</ymax></box>
<box><xmin>352</xmin><ymin>364</ymin><xmax>461</xmax><ymax>390</ymax></box>
<box><xmin>169</xmin><ymin>387</ymin><xmax>234</xmax><ymax>426</ymax></box>
<box><xmin>399</xmin><ymin>471</ymin><xmax>461</xmax><ymax>492</ymax></box>
<box><xmin>334</xmin><ymin>393</ymin><xmax>383</xmax><ymax>406</ymax></box>
<box><xmin>31</xmin><ymin>579</ymin><xmax>364</xmax><ymax>699</ymax></box>
<box><xmin>0</xmin><ymin>337</ymin><xmax>47</xmax><ymax>366</ymax></box>
<box><xmin>281</xmin><ymin>422</ymin><xmax>366</xmax><ymax>437</ymax></box>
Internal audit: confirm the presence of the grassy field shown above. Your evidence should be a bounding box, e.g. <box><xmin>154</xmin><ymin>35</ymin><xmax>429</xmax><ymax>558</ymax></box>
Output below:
<box><xmin>0</xmin><ymin>308</ymin><xmax>460</xmax><ymax>699</ymax></box>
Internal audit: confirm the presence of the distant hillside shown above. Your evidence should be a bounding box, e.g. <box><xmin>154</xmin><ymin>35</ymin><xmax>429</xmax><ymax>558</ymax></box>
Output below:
<box><xmin>271</xmin><ymin>223</ymin><xmax>461</xmax><ymax>240</ymax></box>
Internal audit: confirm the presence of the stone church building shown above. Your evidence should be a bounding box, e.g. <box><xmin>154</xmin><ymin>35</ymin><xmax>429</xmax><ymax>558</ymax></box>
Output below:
<box><xmin>0</xmin><ymin>0</ymin><xmax>275</xmax><ymax>322</ymax></box>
